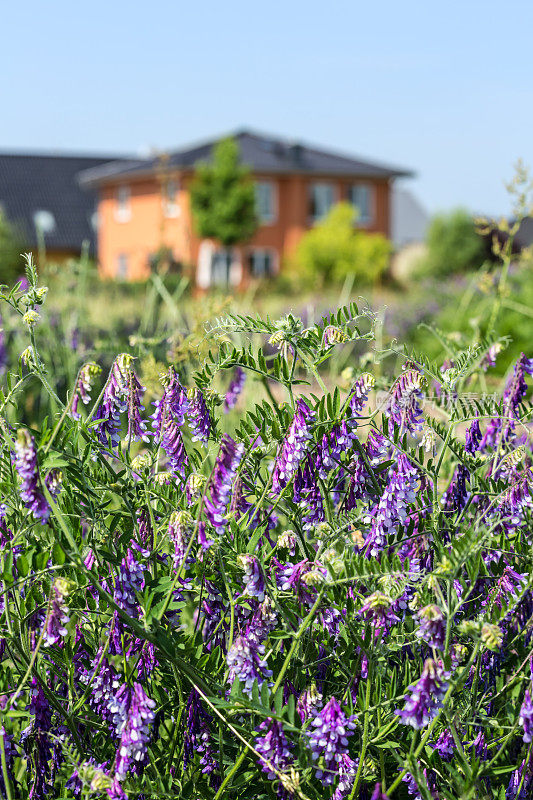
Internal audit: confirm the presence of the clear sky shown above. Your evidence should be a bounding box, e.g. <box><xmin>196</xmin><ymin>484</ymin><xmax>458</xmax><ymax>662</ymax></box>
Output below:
<box><xmin>2</xmin><ymin>0</ymin><xmax>532</xmax><ymax>216</ymax></box>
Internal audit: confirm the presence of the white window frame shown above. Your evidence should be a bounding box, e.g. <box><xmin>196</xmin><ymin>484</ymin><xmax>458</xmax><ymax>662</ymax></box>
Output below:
<box><xmin>348</xmin><ymin>183</ymin><xmax>374</xmax><ymax>226</ymax></box>
<box><xmin>116</xmin><ymin>253</ymin><xmax>129</xmax><ymax>280</ymax></box>
<box><xmin>162</xmin><ymin>178</ymin><xmax>179</xmax><ymax>218</ymax></box>
<box><xmin>255</xmin><ymin>181</ymin><xmax>277</xmax><ymax>225</ymax></box>
<box><xmin>309</xmin><ymin>182</ymin><xmax>336</xmax><ymax>223</ymax></box>
<box><xmin>248</xmin><ymin>248</ymin><xmax>277</xmax><ymax>278</ymax></box>
<box><xmin>115</xmin><ymin>185</ymin><xmax>131</xmax><ymax>223</ymax></box>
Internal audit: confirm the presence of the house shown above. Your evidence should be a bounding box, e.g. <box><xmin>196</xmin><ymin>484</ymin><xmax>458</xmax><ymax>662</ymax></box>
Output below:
<box><xmin>79</xmin><ymin>130</ymin><xmax>413</xmax><ymax>286</ymax></box>
<box><xmin>0</xmin><ymin>153</ymin><xmax>127</xmax><ymax>261</ymax></box>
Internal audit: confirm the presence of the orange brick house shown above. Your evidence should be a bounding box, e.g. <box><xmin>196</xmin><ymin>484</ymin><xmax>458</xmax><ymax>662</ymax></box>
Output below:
<box><xmin>79</xmin><ymin>130</ymin><xmax>413</xmax><ymax>287</ymax></box>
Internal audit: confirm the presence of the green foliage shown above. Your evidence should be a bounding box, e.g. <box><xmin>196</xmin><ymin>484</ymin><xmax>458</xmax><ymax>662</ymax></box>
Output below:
<box><xmin>292</xmin><ymin>202</ymin><xmax>391</xmax><ymax>285</ymax></box>
<box><xmin>0</xmin><ymin>212</ymin><xmax>25</xmax><ymax>286</ymax></box>
<box><xmin>189</xmin><ymin>137</ymin><xmax>258</xmax><ymax>247</ymax></box>
<box><xmin>416</xmin><ymin>208</ymin><xmax>486</xmax><ymax>278</ymax></box>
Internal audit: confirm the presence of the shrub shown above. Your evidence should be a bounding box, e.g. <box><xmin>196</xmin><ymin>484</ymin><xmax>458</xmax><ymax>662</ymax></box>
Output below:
<box><xmin>293</xmin><ymin>202</ymin><xmax>391</xmax><ymax>285</ymax></box>
<box><xmin>0</xmin><ymin>258</ymin><xmax>532</xmax><ymax>800</ymax></box>
<box><xmin>416</xmin><ymin>208</ymin><xmax>486</xmax><ymax>278</ymax></box>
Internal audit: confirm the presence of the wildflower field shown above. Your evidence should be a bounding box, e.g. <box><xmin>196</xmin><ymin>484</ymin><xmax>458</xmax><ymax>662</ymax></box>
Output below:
<box><xmin>0</xmin><ymin>252</ymin><xmax>532</xmax><ymax>800</ymax></box>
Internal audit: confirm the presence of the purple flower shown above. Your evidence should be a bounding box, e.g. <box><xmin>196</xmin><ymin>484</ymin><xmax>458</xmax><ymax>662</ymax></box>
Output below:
<box><xmin>238</xmin><ymin>555</ymin><xmax>265</xmax><ymax>601</ymax></box>
<box><xmin>441</xmin><ymin>464</ymin><xmax>470</xmax><ymax>516</ymax></box>
<box><xmin>465</xmin><ymin>418</ymin><xmax>482</xmax><ymax>455</ymax></box>
<box><xmin>384</xmin><ymin>368</ymin><xmax>425</xmax><ymax>434</ymax></box>
<box><xmin>204</xmin><ymin>435</ymin><xmax>244</xmax><ymax>535</ymax></box>
<box><xmin>224</xmin><ymin>366</ymin><xmax>246</xmax><ymax>412</ymax></box>
<box><xmin>348</xmin><ymin>372</ymin><xmax>375</xmax><ymax>424</ymax></box>
<box><xmin>114</xmin><ymin>683</ymin><xmax>156</xmax><ymax>780</ymax></box>
<box><xmin>70</xmin><ymin>363</ymin><xmax>101</xmax><ymax>420</ymax></box>
<box><xmin>434</xmin><ymin>729</ymin><xmax>454</xmax><ymax>760</ymax></box>
<box><xmin>167</xmin><ymin>510</ymin><xmax>193</xmax><ymax>569</ymax></box>
<box><xmin>364</xmin><ymin>453</ymin><xmax>418</xmax><ymax>556</ymax></box>
<box><xmin>359</xmin><ymin>591</ymin><xmax>399</xmax><ymax>632</ymax></box>
<box><xmin>255</xmin><ymin>718</ymin><xmax>292</xmax><ymax>786</ymax></box>
<box><xmin>22</xmin><ymin>677</ymin><xmax>53</xmax><ymax>798</ymax></box>
<box><xmin>152</xmin><ymin>368</ymin><xmax>189</xmax><ymax>477</ymax></box>
<box><xmin>187</xmin><ymin>388</ymin><xmax>211</xmax><ymax>443</ymax></box>
<box><xmin>293</xmin><ymin>461</ymin><xmax>325</xmax><ymax>531</ymax></box>
<box><xmin>43</xmin><ymin>578</ymin><xmax>72</xmax><ymax>647</ymax></box>
<box><xmin>272</xmin><ymin>398</ymin><xmax>314</xmax><ymax>494</ymax></box>
<box><xmin>396</xmin><ymin>659</ymin><xmax>450</xmax><ymax>729</ymax></box>
<box><xmin>332</xmin><ymin>754</ymin><xmax>358</xmax><ymax>799</ymax></box>
<box><xmin>370</xmin><ymin>784</ymin><xmax>390</xmax><ymax>800</ymax></box>
<box><xmin>307</xmin><ymin>696</ymin><xmax>356</xmax><ymax>785</ymax></box>
<box><xmin>97</xmin><ymin>354</ymin><xmax>148</xmax><ymax>448</ymax></box>
<box><xmin>226</xmin><ymin>631</ymin><xmax>272</xmax><ymax>697</ymax></box>
<box><xmin>297</xmin><ymin>684</ymin><xmax>323</xmax><ymax>722</ymax></box>
<box><xmin>79</xmin><ymin>652</ymin><xmax>122</xmax><ymax>727</ymax></box>
<box><xmin>13</xmin><ymin>429</ymin><xmax>50</xmax><ymax>522</ymax></box>
<box><xmin>415</xmin><ymin>605</ymin><xmax>446</xmax><ymax>651</ymax></box>
<box><xmin>520</xmin><ymin>690</ymin><xmax>533</xmax><ymax>743</ymax></box>
<box><xmin>114</xmin><ymin>549</ymin><xmax>145</xmax><ymax>619</ymax></box>
<box><xmin>504</xmin><ymin>353</ymin><xmax>533</xmax><ymax>418</ymax></box>
<box><xmin>183</xmin><ymin>689</ymin><xmax>219</xmax><ymax>783</ymax></box>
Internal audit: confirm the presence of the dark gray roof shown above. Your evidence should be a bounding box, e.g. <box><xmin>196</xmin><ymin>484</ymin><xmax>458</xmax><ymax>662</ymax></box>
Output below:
<box><xmin>0</xmin><ymin>152</ymin><xmax>127</xmax><ymax>254</ymax></box>
<box><xmin>79</xmin><ymin>129</ymin><xmax>413</xmax><ymax>187</ymax></box>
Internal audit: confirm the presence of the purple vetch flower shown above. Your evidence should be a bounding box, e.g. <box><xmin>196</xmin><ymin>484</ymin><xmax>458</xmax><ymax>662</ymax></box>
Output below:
<box><xmin>276</xmin><ymin>559</ymin><xmax>326</xmax><ymax>606</ymax></box>
<box><xmin>359</xmin><ymin>591</ymin><xmax>399</xmax><ymax>632</ymax></box>
<box><xmin>204</xmin><ymin>435</ymin><xmax>244</xmax><ymax>535</ymax></box>
<box><xmin>293</xmin><ymin>461</ymin><xmax>325</xmax><ymax>531</ymax></box>
<box><xmin>483</xmin><ymin>565</ymin><xmax>528</xmax><ymax>612</ymax></box>
<box><xmin>440</xmin><ymin>464</ymin><xmax>470</xmax><ymax>516</ymax></box>
<box><xmin>465</xmin><ymin>419</ymin><xmax>482</xmax><ymax>455</ymax></box>
<box><xmin>316</xmin><ymin>422</ymin><xmax>352</xmax><ymax>479</ymax></box>
<box><xmin>70</xmin><ymin>362</ymin><xmax>101</xmax><ymax>420</ymax></box>
<box><xmin>152</xmin><ymin>367</ymin><xmax>189</xmax><ymax>477</ymax></box>
<box><xmin>297</xmin><ymin>684</ymin><xmax>323</xmax><ymax>722</ymax></box>
<box><xmin>370</xmin><ymin>784</ymin><xmax>390</xmax><ymax>800</ymax></box>
<box><xmin>21</xmin><ymin>677</ymin><xmax>53</xmax><ymax>799</ymax></box>
<box><xmin>187</xmin><ymin>388</ymin><xmax>211</xmax><ymax>444</ymax></box>
<box><xmin>183</xmin><ymin>689</ymin><xmax>220</xmax><ymax>783</ymax></box>
<box><xmin>97</xmin><ymin>354</ymin><xmax>148</xmax><ymax>448</ymax></box>
<box><xmin>415</xmin><ymin>605</ymin><xmax>446</xmax><ymax>650</ymax></box>
<box><xmin>384</xmin><ymin>368</ymin><xmax>425</xmax><ymax>434</ymax></box>
<box><xmin>226</xmin><ymin>630</ymin><xmax>272</xmax><ymax>697</ymax></box>
<box><xmin>434</xmin><ymin>729</ymin><xmax>454</xmax><ymax>760</ymax></box>
<box><xmin>223</xmin><ymin>366</ymin><xmax>246</xmax><ymax>412</ymax></box>
<box><xmin>347</xmin><ymin>372</ymin><xmax>375</xmax><ymax>428</ymax></box>
<box><xmin>497</xmin><ymin>469</ymin><xmax>533</xmax><ymax>530</ymax></box>
<box><xmin>114</xmin><ymin>549</ymin><xmax>145</xmax><ymax>619</ymax></box>
<box><xmin>366</xmin><ymin>429</ymin><xmax>390</xmax><ymax>464</ymax></box>
<box><xmin>255</xmin><ymin>718</ymin><xmax>292</xmax><ymax>786</ymax></box>
<box><xmin>248</xmin><ymin>597</ymin><xmax>278</xmax><ymax>645</ymax></box>
<box><xmin>364</xmin><ymin>453</ymin><xmax>418</xmax><ymax>556</ymax></box>
<box><xmin>271</xmin><ymin>398</ymin><xmax>315</xmax><ymax>494</ymax></box>
<box><xmin>80</xmin><ymin>652</ymin><xmax>122</xmax><ymax>726</ymax></box>
<box><xmin>520</xmin><ymin>689</ymin><xmax>533</xmax><ymax>742</ymax></box>
<box><xmin>13</xmin><ymin>429</ymin><xmax>50</xmax><ymax>522</ymax></box>
<box><xmin>238</xmin><ymin>554</ymin><xmax>265</xmax><ymax>601</ymax></box>
<box><xmin>67</xmin><ymin>762</ymin><xmax>126</xmax><ymax>800</ymax></box>
<box><xmin>506</xmin><ymin>754</ymin><xmax>533</xmax><ymax>799</ymax></box>
<box><xmin>114</xmin><ymin>683</ymin><xmax>156</xmax><ymax>781</ymax></box>
<box><xmin>481</xmin><ymin>342</ymin><xmax>503</xmax><ymax>371</ymax></box>
<box><xmin>167</xmin><ymin>510</ymin><xmax>193</xmax><ymax>569</ymax></box>
<box><xmin>307</xmin><ymin>696</ymin><xmax>356</xmax><ymax>785</ymax></box>
<box><xmin>396</xmin><ymin>659</ymin><xmax>450</xmax><ymax>729</ymax></box>
<box><xmin>503</xmin><ymin>353</ymin><xmax>533</xmax><ymax>419</ymax></box>
<box><xmin>43</xmin><ymin>578</ymin><xmax>72</xmax><ymax>647</ymax></box>
<box><xmin>331</xmin><ymin>754</ymin><xmax>358</xmax><ymax>799</ymax></box>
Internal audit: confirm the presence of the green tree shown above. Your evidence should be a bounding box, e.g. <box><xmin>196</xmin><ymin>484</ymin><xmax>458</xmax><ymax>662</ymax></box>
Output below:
<box><xmin>189</xmin><ymin>137</ymin><xmax>258</xmax><ymax>247</ymax></box>
<box><xmin>417</xmin><ymin>208</ymin><xmax>486</xmax><ymax>277</ymax></box>
<box><xmin>293</xmin><ymin>202</ymin><xmax>391</xmax><ymax>285</ymax></box>
<box><xmin>0</xmin><ymin>212</ymin><xmax>24</xmax><ymax>286</ymax></box>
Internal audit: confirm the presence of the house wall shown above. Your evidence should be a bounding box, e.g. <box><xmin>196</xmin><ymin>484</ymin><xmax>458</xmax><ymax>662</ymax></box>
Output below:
<box><xmin>96</xmin><ymin>172</ymin><xmax>392</xmax><ymax>283</ymax></box>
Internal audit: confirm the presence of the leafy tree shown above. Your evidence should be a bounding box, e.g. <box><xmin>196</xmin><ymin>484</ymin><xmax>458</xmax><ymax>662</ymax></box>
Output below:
<box><xmin>0</xmin><ymin>211</ymin><xmax>24</xmax><ymax>286</ymax></box>
<box><xmin>292</xmin><ymin>202</ymin><xmax>391</xmax><ymax>285</ymax></box>
<box><xmin>417</xmin><ymin>208</ymin><xmax>486</xmax><ymax>277</ymax></box>
<box><xmin>189</xmin><ymin>137</ymin><xmax>258</xmax><ymax>247</ymax></box>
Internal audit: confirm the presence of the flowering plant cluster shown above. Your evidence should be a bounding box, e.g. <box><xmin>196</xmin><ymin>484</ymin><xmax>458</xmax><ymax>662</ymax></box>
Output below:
<box><xmin>0</xmin><ymin>258</ymin><xmax>531</xmax><ymax>800</ymax></box>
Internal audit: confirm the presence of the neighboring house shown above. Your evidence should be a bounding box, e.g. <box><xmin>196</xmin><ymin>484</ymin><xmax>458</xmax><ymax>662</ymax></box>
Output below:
<box><xmin>0</xmin><ymin>153</ymin><xmax>126</xmax><ymax>261</ymax></box>
<box><xmin>391</xmin><ymin>186</ymin><xmax>429</xmax><ymax>248</ymax></box>
<box><xmin>79</xmin><ymin>130</ymin><xmax>413</xmax><ymax>286</ymax></box>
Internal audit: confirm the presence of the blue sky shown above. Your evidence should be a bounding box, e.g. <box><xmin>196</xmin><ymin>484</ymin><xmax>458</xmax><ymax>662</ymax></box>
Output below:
<box><xmin>2</xmin><ymin>0</ymin><xmax>532</xmax><ymax>215</ymax></box>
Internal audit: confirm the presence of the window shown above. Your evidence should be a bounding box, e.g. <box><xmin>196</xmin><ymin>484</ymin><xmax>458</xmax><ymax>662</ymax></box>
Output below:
<box><xmin>249</xmin><ymin>249</ymin><xmax>275</xmax><ymax>278</ymax></box>
<box><xmin>309</xmin><ymin>183</ymin><xmax>335</xmax><ymax>222</ymax></box>
<box><xmin>348</xmin><ymin>183</ymin><xmax>373</xmax><ymax>225</ymax></box>
<box><xmin>116</xmin><ymin>253</ymin><xmax>129</xmax><ymax>279</ymax></box>
<box><xmin>115</xmin><ymin>185</ymin><xmax>131</xmax><ymax>222</ymax></box>
<box><xmin>163</xmin><ymin>179</ymin><xmax>179</xmax><ymax>218</ymax></box>
<box><xmin>255</xmin><ymin>181</ymin><xmax>276</xmax><ymax>223</ymax></box>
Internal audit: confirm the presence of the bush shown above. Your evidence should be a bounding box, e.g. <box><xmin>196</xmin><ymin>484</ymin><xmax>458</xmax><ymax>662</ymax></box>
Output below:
<box><xmin>293</xmin><ymin>202</ymin><xmax>391</xmax><ymax>285</ymax></box>
<box><xmin>416</xmin><ymin>208</ymin><xmax>486</xmax><ymax>278</ymax></box>
<box><xmin>0</xmin><ymin>257</ymin><xmax>532</xmax><ymax>800</ymax></box>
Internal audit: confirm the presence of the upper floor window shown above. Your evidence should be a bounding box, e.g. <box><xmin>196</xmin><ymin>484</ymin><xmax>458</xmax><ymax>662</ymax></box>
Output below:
<box><xmin>255</xmin><ymin>181</ymin><xmax>276</xmax><ymax>223</ymax></box>
<box><xmin>348</xmin><ymin>183</ymin><xmax>373</xmax><ymax>225</ymax></box>
<box><xmin>163</xmin><ymin>179</ymin><xmax>179</xmax><ymax>218</ymax></box>
<box><xmin>309</xmin><ymin>183</ymin><xmax>335</xmax><ymax>222</ymax></box>
<box><xmin>115</xmin><ymin>185</ymin><xmax>131</xmax><ymax>223</ymax></box>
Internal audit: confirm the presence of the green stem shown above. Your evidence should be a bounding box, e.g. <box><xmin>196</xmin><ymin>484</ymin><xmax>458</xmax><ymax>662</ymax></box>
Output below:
<box><xmin>271</xmin><ymin>588</ymin><xmax>325</xmax><ymax>696</ymax></box>
<box><xmin>0</xmin><ymin>720</ymin><xmax>13</xmax><ymax>800</ymax></box>
<box><xmin>349</xmin><ymin>663</ymin><xmax>373</xmax><ymax>799</ymax></box>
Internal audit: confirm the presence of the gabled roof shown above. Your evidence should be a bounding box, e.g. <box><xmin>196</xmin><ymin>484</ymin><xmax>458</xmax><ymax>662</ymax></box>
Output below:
<box><xmin>0</xmin><ymin>152</ymin><xmax>127</xmax><ymax>253</ymax></box>
<box><xmin>78</xmin><ymin>129</ymin><xmax>414</xmax><ymax>187</ymax></box>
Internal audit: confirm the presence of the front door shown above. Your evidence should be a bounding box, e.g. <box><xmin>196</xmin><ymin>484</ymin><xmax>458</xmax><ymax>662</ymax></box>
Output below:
<box><xmin>211</xmin><ymin>250</ymin><xmax>232</xmax><ymax>287</ymax></box>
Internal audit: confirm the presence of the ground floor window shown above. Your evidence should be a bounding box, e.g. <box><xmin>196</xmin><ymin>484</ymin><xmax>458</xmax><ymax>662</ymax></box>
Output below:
<box><xmin>248</xmin><ymin>249</ymin><xmax>276</xmax><ymax>278</ymax></box>
<box><xmin>211</xmin><ymin>250</ymin><xmax>233</xmax><ymax>286</ymax></box>
<box><xmin>116</xmin><ymin>253</ymin><xmax>129</xmax><ymax>279</ymax></box>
